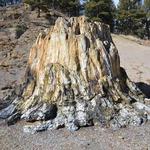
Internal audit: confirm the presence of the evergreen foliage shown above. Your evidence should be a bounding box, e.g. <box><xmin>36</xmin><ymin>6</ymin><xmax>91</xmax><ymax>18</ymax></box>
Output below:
<box><xmin>84</xmin><ymin>0</ymin><xmax>115</xmax><ymax>31</ymax></box>
<box><xmin>16</xmin><ymin>23</ymin><xmax>28</xmax><ymax>39</ymax></box>
<box><xmin>24</xmin><ymin>0</ymin><xmax>80</xmax><ymax>17</ymax></box>
<box><xmin>0</xmin><ymin>0</ymin><xmax>7</xmax><ymax>6</ymax></box>
<box><xmin>144</xmin><ymin>0</ymin><xmax>150</xmax><ymax>39</ymax></box>
<box><xmin>116</xmin><ymin>0</ymin><xmax>148</xmax><ymax>39</ymax></box>
<box><xmin>1</xmin><ymin>0</ymin><xmax>150</xmax><ymax>39</ymax></box>
<box><xmin>24</xmin><ymin>0</ymin><xmax>47</xmax><ymax>17</ymax></box>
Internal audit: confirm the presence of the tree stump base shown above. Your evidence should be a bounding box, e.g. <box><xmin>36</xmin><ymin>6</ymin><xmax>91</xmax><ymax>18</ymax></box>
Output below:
<box><xmin>0</xmin><ymin>16</ymin><xmax>149</xmax><ymax>133</ymax></box>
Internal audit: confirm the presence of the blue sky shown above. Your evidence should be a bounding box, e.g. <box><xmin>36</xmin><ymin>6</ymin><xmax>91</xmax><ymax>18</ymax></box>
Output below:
<box><xmin>114</xmin><ymin>0</ymin><xmax>119</xmax><ymax>6</ymax></box>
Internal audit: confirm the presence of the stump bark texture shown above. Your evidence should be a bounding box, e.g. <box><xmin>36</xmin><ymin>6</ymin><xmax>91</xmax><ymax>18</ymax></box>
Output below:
<box><xmin>0</xmin><ymin>16</ymin><xmax>149</xmax><ymax>133</ymax></box>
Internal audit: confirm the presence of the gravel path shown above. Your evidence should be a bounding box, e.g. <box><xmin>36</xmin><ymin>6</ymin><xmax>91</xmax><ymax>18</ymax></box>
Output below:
<box><xmin>0</xmin><ymin>35</ymin><xmax>150</xmax><ymax>150</ymax></box>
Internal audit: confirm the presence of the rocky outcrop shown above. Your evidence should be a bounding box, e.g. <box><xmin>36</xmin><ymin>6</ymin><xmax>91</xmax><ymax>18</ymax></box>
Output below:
<box><xmin>0</xmin><ymin>16</ymin><xmax>149</xmax><ymax>133</ymax></box>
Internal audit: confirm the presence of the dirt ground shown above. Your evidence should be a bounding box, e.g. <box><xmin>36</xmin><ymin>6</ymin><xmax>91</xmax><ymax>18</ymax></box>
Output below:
<box><xmin>0</xmin><ymin>35</ymin><xmax>150</xmax><ymax>150</ymax></box>
<box><xmin>0</xmin><ymin>120</ymin><xmax>150</xmax><ymax>150</ymax></box>
<box><xmin>113</xmin><ymin>34</ymin><xmax>150</xmax><ymax>84</ymax></box>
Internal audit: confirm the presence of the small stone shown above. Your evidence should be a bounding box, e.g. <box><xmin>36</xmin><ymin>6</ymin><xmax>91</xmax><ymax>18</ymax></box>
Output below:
<box><xmin>0</xmin><ymin>104</ymin><xmax>16</xmax><ymax>119</ymax></box>
<box><xmin>118</xmin><ymin>136</ymin><xmax>125</xmax><ymax>140</ymax></box>
<box><xmin>23</xmin><ymin>121</ymin><xmax>52</xmax><ymax>134</ymax></box>
<box><xmin>66</xmin><ymin>122</ymin><xmax>79</xmax><ymax>132</ymax></box>
<box><xmin>23</xmin><ymin>125</ymin><xmax>36</xmax><ymax>134</ymax></box>
<box><xmin>7</xmin><ymin>112</ymin><xmax>21</xmax><ymax>126</ymax></box>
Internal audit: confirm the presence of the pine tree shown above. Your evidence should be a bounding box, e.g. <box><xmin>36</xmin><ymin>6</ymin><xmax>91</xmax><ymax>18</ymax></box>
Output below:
<box><xmin>24</xmin><ymin>0</ymin><xmax>48</xmax><ymax>17</ymax></box>
<box><xmin>144</xmin><ymin>0</ymin><xmax>150</xmax><ymax>39</ymax></box>
<box><xmin>144</xmin><ymin>0</ymin><xmax>150</xmax><ymax>11</ymax></box>
<box><xmin>84</xmin><ymin>0</ymin><xmax>115</xmax><ymax>31</ymax></box>
<box><xmin>0</xmin><ymin>0</ymin><xmax>6</xmax><ymax>6</ymax></box>
<box><xmin>117</xmin><ymin>0</ymin><xmax>147</xmax><ymax>38</ymax></box>
<box><xmin>59</xmin><ymin>0</ymin><xmax>80</xmax><ymax>16</ymax></box>
<box><xmin>24</xmin><ymin>0</ymin><xmax>80</xmax><ymax>17</ymax></box>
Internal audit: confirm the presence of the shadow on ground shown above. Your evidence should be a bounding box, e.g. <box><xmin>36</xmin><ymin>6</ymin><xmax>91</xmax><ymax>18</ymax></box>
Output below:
<box><xmin>136</xmin><ymin>82</ymin><xmax>150</xmax><ymax>98</ymax></box>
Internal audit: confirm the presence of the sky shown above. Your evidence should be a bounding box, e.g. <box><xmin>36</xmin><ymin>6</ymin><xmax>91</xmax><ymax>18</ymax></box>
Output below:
<box><xmin>114</xmin><ymin>0</ymin><xmax>119</xmax><ymax>6</ymax></box>
<box><xmin>80</xmin><ymin>0</ymin><xmax>119</xmax><ymax>6</ymax></box>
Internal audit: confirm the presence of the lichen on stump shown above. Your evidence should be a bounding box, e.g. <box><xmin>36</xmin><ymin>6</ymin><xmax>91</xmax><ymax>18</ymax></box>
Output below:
<box><xmin>0</xmin><ymin>16</ymin><xmax>150</xmax><ymax>133</ymax></box>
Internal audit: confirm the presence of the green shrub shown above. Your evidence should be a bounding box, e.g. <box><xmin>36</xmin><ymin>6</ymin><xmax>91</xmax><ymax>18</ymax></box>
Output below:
<box><xmin>15</xmin><ymin>24</ymin><xmax>28</xmax><ymax>39</ymax></box>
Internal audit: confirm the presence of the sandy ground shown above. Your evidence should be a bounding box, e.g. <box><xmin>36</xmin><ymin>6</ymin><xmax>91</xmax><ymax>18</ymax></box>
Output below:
<box><xmin>113</xmin><ymin>34</ymin><xmax>150</xmax><ymax>84</ymax></box>
<box><xmin>0</xmin><ymin>35</ymin><xmax>150</xmax><ymax>150</ymax></box>
<box><xmin>0</xmin><ymin>120</ymin><xmax>150</xmax><ymax>150</ymax></box>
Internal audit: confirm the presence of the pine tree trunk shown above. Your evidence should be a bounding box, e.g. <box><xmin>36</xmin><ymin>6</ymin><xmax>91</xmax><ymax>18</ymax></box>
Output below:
<box><xmin>0</xmin><ymin>16</ymin><xmax>149</xmax><ymax>133</ymax></box>
<box><xmin>146</xmin><ymin>19</ymin><xmax>150</xmax><ymax>39</ymax></box>
<box><xmin>37</xmin><ymin>7</ymin><xmax>40</xmax><ymax>18</ymax></box>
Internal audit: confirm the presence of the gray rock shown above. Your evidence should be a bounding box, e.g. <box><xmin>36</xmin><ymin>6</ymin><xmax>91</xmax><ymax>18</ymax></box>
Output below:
<box><xmin>23</xmin><ymin>120</ymin><xmax>53</xmax><ymax>134</ymax></box>
<box><xmin>0</xmin><ymin>104</ymin><xmax>16</xmax><ymax>119</ymax></box>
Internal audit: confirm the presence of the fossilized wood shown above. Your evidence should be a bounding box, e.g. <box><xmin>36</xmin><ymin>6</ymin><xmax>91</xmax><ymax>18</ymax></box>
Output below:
<box><xmin>0</xmin><ymin>16</ymin><xmax>149</xmax><ymax>133</ymax></box>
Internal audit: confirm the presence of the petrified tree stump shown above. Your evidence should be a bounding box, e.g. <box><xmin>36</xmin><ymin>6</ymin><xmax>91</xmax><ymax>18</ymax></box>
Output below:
<box><xmin>0</xmin><ymin>16</ymin><xmax>149</xmax><ymax>133</ymax></box>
